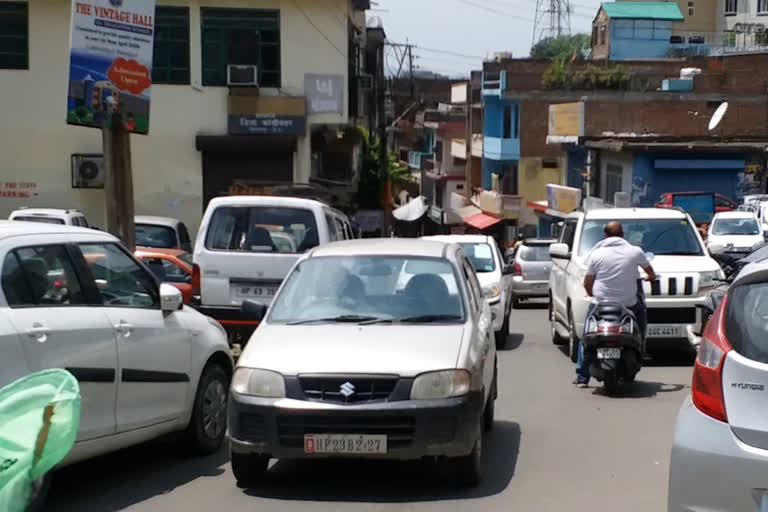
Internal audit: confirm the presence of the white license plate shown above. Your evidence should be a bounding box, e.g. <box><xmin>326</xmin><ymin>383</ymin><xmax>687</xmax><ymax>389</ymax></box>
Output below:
<box><xmin>647</xmin><ymin>326</ymin><xmax>682</xmax><ymax>338</ymax></box>
<box><xmin>597</xmin><ymin>347</ymin><xmax>622</xmax><ymax>359</ymax></box>
<box><xmin>304</xmin><ymin>434</ymin><xmax>387</xmax><ymax>455</ymax></box>
<box><xmin>236</xmin><ymin>286</ymin><xmax>277</xmax><ymax>298</ymax></box>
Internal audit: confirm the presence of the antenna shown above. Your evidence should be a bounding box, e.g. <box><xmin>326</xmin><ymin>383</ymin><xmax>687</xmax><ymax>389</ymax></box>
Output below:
<box><xmin>532</xmin><ymin>0</ymin><xmax>572</xmax><ymax>46</ymax></box>
<box><xmin>708</xmin><ymin>102</ymin><xmax>728</xmax><ymax>131</ymax></box>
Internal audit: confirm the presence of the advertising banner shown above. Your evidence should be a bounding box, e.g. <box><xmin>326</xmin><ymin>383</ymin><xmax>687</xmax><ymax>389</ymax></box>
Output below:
<box><xmin>66</xmin><ymin>0</ymin><xmax>155</xmax><ymax>134</ymax></box>
<box><xmin>305</xmin><ymin>74</ymin><xmax>344</xmax><ymax>114</ymax></box>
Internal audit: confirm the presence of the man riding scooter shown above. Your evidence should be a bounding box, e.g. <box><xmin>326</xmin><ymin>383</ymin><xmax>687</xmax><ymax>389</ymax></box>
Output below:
<box><xmin>574</xmin><ymin>221</ymin><xmax>657</xmax><ymax>388</ymax></box>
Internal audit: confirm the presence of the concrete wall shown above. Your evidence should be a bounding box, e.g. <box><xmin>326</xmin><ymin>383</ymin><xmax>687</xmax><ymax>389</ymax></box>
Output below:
<box><xmin>0</xmin><ymin>0</ymin><xmax>353</xmax><ymax>234</ymax></box>
<box><xmin>518</xmin><ymin>157</ymin><xmax>564</xmax><ymax>227</ymax></box>
<box><xmin>672</xmin><ymin>0</ymin><xmax>718</xmax><ymax>34</ymax></box>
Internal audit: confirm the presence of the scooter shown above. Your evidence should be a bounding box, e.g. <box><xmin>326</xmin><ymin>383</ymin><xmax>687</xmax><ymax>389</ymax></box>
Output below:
<box><xmin>582</xmin><ymin>302</ymin><xmax>644</xmax><ymax>395</ymax></box>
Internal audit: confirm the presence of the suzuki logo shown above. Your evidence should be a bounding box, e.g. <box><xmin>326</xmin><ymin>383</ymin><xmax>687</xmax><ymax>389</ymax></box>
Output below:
<box><xmin>339</xmin><ymin>382</ymin><xmax>356</xmax><ymax>397</ymax></box>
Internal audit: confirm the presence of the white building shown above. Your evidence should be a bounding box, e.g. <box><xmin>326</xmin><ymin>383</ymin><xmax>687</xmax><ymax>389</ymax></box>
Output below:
<box><xmin>0</xmin><ymin>0</ymin><xmax>380</xmax><ymax>233</ymax></box>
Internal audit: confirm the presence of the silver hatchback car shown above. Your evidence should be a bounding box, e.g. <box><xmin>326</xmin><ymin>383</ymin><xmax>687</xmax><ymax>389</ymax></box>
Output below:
<box><xmin>668</xmin><ymin>260</ymin><xmax>768</xmax><ymax>511</ymax></box>
<box><xmin>228</xmin><ymin>239</ymin><xmax>498</xmax><ymax>487</ymax></box>
<box><xmin>510</xmin><ymin>238</ymin><xmax>555</xmax><ymax>308</ymax></box>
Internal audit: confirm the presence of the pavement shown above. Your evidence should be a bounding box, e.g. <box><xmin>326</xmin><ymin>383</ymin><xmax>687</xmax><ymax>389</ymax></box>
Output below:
<box><xmin>48</xmin><ymin>301</ymin><xmax>694</xmax><ymax>512</ymax></box>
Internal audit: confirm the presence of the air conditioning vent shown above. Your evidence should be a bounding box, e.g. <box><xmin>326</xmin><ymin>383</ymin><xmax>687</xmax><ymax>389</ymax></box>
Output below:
<box><xmin>71</xmin><ymin>153</ymin><xmax>104</xmax><ymax>189</ymax></box>
<box><xmin>357</xmin><ymin>73</ymin><xmax>374</xmax><ymax>91</ymax></box>
<box><xmin>227</xmin><ymin>65</ymin><xmax>258</xmax><ymax>86</ymax></box>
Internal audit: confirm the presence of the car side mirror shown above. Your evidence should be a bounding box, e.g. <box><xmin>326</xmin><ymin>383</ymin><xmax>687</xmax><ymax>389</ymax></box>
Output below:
<box><xmin>159</xmin><ymin>283</ymin><xmax>183</xmax><ymax>312</ymax></box>
<box><xmin>241</xmin><ymin>299</ymin><xmax>268</xmax><ymax>322</ymax></box>
<box><xmin>549</xmin><ymin>243</ymin><xmax>571</xmax><ymax>260</ymax></box>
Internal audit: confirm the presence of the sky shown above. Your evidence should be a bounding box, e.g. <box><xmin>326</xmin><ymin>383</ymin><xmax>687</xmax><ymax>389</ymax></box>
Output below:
<box><xmin>371</xmin><ymin>0</ymin><xmax>605</xmax><ymax>77</ymax></box>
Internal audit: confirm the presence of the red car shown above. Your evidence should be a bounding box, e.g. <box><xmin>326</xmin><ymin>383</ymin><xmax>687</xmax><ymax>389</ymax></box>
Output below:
<box><xmin>655</xmin><ymin>192</ymin><xmax>737</xmax><ymax>213</ymax></box>
<box><xmin>135</xmin><ymin>248</ymin><xmax>194</xmax><ymax>304</ymax></box>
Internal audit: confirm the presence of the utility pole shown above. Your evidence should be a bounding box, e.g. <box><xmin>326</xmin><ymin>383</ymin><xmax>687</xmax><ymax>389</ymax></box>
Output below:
<box><xmin>408</xmin><ymin>44</ymin><xmax>415</xmax><ymax>99</ymax></box>
<box><xmin>379</xmin><ymin>40</ymin><xmax>392</xmax><ymax>237</ymax></box>
<box><xmin>465</xmin><ymin>81</ymin><xmax>472</xmax><ymax>204</ymax></box>
<box><xmin>102</xmin><ymin>113</ymin><xmax>135</xmax><ymax>250</ymax></box>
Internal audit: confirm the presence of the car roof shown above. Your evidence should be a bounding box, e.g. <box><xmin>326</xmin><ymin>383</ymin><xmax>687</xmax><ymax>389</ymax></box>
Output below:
<box><xmin>523</xmin><ymin>238</ymin><xmax>557</xmax><ymax>245</ymax></box>
<box><xmin>421</xmin><ymin>234</ymin><xmax>490</xmax><ymax>244</ymax></box>
<box><xmin>0</xmin><ymin>220</ymin><xmax>112</xmax><ymax>240</ymax></box>
<box><xmin>206</xmin><ymin>195</ymin><xmax>331</xmax><ymax>210</ymax></box>
<box><xmin>135</xmin><ymin>247</ymin><xmax>189</xmax><ymax>258</ymax></box>
<box><xmin>712</xmin><ymin>211</ymin><xmax>757</xmax><ymax>220</ymax></box>
<box><xmin>135</xmin><ymin>215</ymin><xmax>180</xmax><ymax>227</ymax></box>
<box><xmin>585</xmin><ymin>208</ymin><xmax>687</xmax><ymax>220</ymax></box>
<box><xmin>309</xmin><ymin>238</ymin><xmax>453</xmax><ymax>259</ymax></box>
<box><xmin>733</xmin><ymin>258</ymin><xmax>768</xmax><ymax>286</ymax></box>
<box><xmin>663</xmin><ymin>191</ymin><xmax>729</xmax><ymax>199</ymax></box>
<box><xmin>9</xmin><ymin>208</ymin><xmax>81</xmax><ymax>217</ymax></box>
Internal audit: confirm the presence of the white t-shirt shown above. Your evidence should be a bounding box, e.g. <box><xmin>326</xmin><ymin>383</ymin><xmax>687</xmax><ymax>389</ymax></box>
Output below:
<box><xmin>585</xmin><ymin>237</ymin><xmax>650</xmax><ymax>307</ymax></box>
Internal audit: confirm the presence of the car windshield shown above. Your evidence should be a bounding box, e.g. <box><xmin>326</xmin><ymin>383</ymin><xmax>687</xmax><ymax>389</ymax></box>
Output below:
<box><xmin>136</xmin><ymin>224</ymin><xmax>176</xmax><ymax>248</ymax></box>
<box><xmin>519</xmin><ymin>245</ymin><xmax>551</xmax><ymax>261</ymax></box>
<box><xmin>712</xmin><ymin>217</ymin><xmax>760</xmax><ymax>236</ymax></box>
<box><xmin>12</xmin><ymin>216</ymin><xmax>64</xmax><ymax>225</ymax></box>
<box><xmin>459</xmin><ymin>243</ymin><xmax>496</xmax><ymax>273</ymax></box>
<box><xmin>726</xmin><ymin>283</ymin><xmax>768</xmax><ymax>364</ymax></box>
<box><xmin>177</xmin><ymin>252</ymin><xmax>193</xmax><ymax>267</ymax></box>
<box><xmin>578</xmin><ymin>218</ymin><xmax>703</xmax><ymax>256</ymax></box>
<box><xmin>205</xmin><ymin>206</ymin><xmax>318</xmax><ymax>254</ymax></box>
<box><xmin>268</xmin><ymin>256</ymin><xmax>465</xmax><ymax>324</ymax></box>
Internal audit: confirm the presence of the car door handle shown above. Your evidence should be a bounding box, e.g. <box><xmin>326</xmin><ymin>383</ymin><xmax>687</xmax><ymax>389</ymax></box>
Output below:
<box><xmin>114</xmin><ymin>321</ymin><xmax>134</xmax><ymax>337</ymax></box>
<box><xmin>26</xmin><ymin>324</ymin><xmax>50</xmax><ymax>342</ymax></box>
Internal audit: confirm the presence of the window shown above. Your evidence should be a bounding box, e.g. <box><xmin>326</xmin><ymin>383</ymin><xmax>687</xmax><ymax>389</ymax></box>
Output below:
<box><xmin>726</xmin><ymin>283</ymin><xmax>768</xmax><ymax>363</ymax></box>
<box><xmin>142</xmin><ymin>257</ymin><xmax>190</xmax><ymax>284</ymax></box>
<box><xmin>0</xmin><ymin>2</ymin><xmax>28</xmax><ymax>70</ymax></box>
<box><xmin>76</xmin><ymin>216</ymin><xmax>89</xmax><ymax>228</ymax></box>
<box><xmin>201</xmin><ymin>8</ymin><xmax>280</xmax><ymax>87</ymax></box>
<box><xmin>205</xmin><ymin>206</ymin><xmax>318</xmax><ymax>253</ymax></box>
<box><xmin>460</xmin><ymin>243</ymin><xmax>496</xmax><ymax>273</ymax></box>
<box><xmin>333</xmin><ymin>218</ymin><xmax>348</xmax><ymax>240</ymax></box>
<box><xmin>152</xmin><ymin>6</ymin><xmax>190</xmax><ymax>84</ymax></box>
<box><xmin>577</xmin><ymin>218</ymin><xmax>703</xmax><ymax>257</ymax></box>
<box><xmin>519</xmin><ymin>245</ymin><xmax>552</xmax><ymax>262</ymax></box>
<box><xmin>711</xmin><ymin>217</ymin><xmax>760</xmax><ymax>235</ymax></box>
<box><xmin>760</xmin><ymin>0</ymin><xmax>768</xmax><ymax>13</ymax></box>
<box><xmin>605</xmin><ymin>163</ymin><xmax>623</xmax><ymax>204</ymax></box>
<box><xmin>80</xmin><ymin>243</ymin><xmax>159</xmax><ymax>308</ymax></box>
<box><xmin>600</xmin><ymin>26</ymin><xmax>607</xmax><ymax>45</ymax></box>
<box><xmin>757</xmin><ymin>32</ymin><xmax>768</xmax><ymax>45</ymax></box>
<box><xmin>688</xmin><ymin>1</ymin><xmax>695</xmax><ymax>16</ymax></box>
<box><xmin>501</xmin><ymin>164</ymin><xmax>518</xmax><ymax>195</ymax></box>
<box><xmin>326</xmin><ymin>214</ymin><xmax>341</xmax><ymax>241</ymax></box>
<box><xmin>725</xmin><ymin>0</ymin><xmax>737</xmax><ymax>15</ymax></box>
<box><xmin>178</xmin><ymin>223</ymin><xmax>191</xmax><ymax>251</ymax></box>
<box><xmin>2</xmin><ymin>245</ymin><xmax>87</xmax><ymax>307</ymax></box>
<box><xmin>136</xmin><ymin>224</ymin><xmax>177</xmax><ymax>249</ymax></box>
<box><xmin>503</xmin><ymin>105</ymin><xmax>512</xmax><ymax>139</ymax></box>
<box><xmin>560</xmin><ymin>221</ymin><xmax>577</xmax><ymax>251</ymax></box>
<box><xmin>12</xmin><ymin>216</ymin><xmax>64</xmax><ymax>225</ymax></box>
<box><xmin>435</xmin><ymin>181</ymin><xmax>445</xmax><ymax>208</ymax></box>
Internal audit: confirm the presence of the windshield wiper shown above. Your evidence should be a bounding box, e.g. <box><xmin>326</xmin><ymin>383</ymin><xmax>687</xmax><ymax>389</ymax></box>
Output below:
<box><xmin>287</xmin><ymin>315</ymin><xmax>387</xmax><ymax>325</ymax></box>
<box><xmin>653</xmin><ymin>251</ymin><xmax>702</xmax><ymax>256</ymax></box>
<box><xmin>398</xmin><ymin>314</ymin><xmax>463</xmax><ymax>323</ymax></box>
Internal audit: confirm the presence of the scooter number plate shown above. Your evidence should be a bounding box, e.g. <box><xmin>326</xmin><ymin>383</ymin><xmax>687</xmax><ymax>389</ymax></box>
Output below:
<box><xmin>597</xmin><ymin>347</ymin><xmax>622</xmax><ymax>359</ymax></box>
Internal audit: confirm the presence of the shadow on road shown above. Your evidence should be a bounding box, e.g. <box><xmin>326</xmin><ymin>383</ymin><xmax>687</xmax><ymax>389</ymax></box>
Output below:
<box><xmin>242</xmin><ymin>421</ymin><xmax>521</xmax><ymax>503</ymax></box>
<box><xmin>644</xmin><ymin>349</ymin><xmax>696</xmax><ymax>367</ymax></box>
<box><xmin>511</xmin><ymin>300</ymin><xmax>548</xmax><ymax>310</ymax></box>
<box><xmin>499</xmin><ymin>332</ymin><xmax>524</xmax><ymax>351</ymax></box>
<box><xmin>592</xmin><ymin>381</ymin><xmax>687</xmax><ymax>399</ymax></box>
<box><xmin>48</xmin><ymin>437</ymin><xmax>228</xmax><ymax>512</ymax></box>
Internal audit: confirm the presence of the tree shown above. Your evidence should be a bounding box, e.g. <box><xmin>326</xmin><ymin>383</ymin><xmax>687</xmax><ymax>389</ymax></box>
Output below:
<box><xmin>356</xmin><ymin>128</ymin><xmax>412</xmax><ymax>210</ymax></box>
<box><xmin>530</xmin><ymin>34</ymin><xmax>591</xmax><ymax>59</ymax></box>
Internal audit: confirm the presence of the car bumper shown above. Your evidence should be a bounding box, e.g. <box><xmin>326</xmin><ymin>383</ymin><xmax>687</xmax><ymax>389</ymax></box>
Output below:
<box><xmin>669</xmin><ymin>397</ymin><xmax>768</xmax><ymax>512</ymax></box>
<box><xmin>510</xmin><ymin>277</ymin><xmax>549</xmax><ymax>298</ymax></box>
<box><xmin>228</xmin><ymin>392</ymin><xmax>484</xmax><ymax>460</ymax></box>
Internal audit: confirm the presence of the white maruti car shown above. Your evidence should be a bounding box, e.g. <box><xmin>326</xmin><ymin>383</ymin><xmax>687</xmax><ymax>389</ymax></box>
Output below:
<box><xmin>548</xmin><ymin>207</ymin><xmax>723</xmax><ymax>362</ymax></box>
<box><xmin>0</xmin><ymin>221</ymin><xmax>233</xmax><ymax>504</ymax></box>
<box><xmin>706</xmin><ymin>210</ymin><xmax>764</xmax><ymax>259</ymax></box>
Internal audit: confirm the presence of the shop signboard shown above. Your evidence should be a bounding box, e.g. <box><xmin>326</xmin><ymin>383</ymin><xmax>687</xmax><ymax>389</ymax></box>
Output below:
<box><xmin>546</xmin><ymin>184</ymin><xmax>582</xmax><ymax>213</ymax></box>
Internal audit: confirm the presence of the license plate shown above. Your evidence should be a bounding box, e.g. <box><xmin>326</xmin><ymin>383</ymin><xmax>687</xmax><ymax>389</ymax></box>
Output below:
<box><xmin>304</xmin><ymin>434</ymin><xmax>387</xmax><ymax>455</ymax></box>
<box><xmin>597</xmin><ymin>347</ymin><xmax>622</xmax><ymax>359</ymax></box>
<box><xmin>236</xmin><ymin>286</ymin><xmax>277</xmax><ymax>298</ymax></box>
<box><xmin>647</xmin><ymin>326</ymin><xmax>682</xmax><ymax>338</ymax></box>
<box><xmin>534</xmin><ymin>283</ymin><xmax>548</xmax><ymax>290</ymax></box>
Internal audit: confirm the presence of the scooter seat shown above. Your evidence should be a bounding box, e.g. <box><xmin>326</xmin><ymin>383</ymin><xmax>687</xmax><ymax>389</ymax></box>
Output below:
<box><xmin>596</xmin><ymin>303</ymin><xmax>625</xmax><ymax>318</ymax></box>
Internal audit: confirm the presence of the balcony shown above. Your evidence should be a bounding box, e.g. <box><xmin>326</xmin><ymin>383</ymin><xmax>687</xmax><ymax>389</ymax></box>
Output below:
<box><xmin>408</xmin><ymin>151</ymin><xmax>433</xmax><ymax>170</ymax></box>
<box><xmin>483</xmin><ymin>136</ymin><xmax>519</xmax><ymax>161</ymax></box>
<box><xmin>482</xmin><ymin>70</ymin><xmax>507</xmax><ymax>96</ymax></box>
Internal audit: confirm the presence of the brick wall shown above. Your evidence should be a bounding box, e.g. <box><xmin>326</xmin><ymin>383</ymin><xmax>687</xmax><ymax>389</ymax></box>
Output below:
<box><xmin>520</xmin><ymin>100</ymin><xmax>564</xmax><ymax>157</ymax></box>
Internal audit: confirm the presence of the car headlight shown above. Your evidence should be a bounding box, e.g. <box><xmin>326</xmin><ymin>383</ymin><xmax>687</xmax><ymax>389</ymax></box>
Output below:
<box><xmin>483</xmin><ymin>285</ymin><xmax>501</xmax><ymax>303</ymax></box>
<box><xmin>231</xmin><ymin>368</ymin><xmax>285</xmax><ymax>398</ymax></box>
<box><xmin>699</xmin><ymin>270</ymin><xmax>721</xmax><ymax>288</ymax></box>
<box><xmin>410</xmin><ymin>370</ymin><xmax>471</xmax><ymax>400</ymax></box>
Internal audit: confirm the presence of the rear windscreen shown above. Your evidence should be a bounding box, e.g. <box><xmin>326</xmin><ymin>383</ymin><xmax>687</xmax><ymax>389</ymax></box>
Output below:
<box><xmin>519</xmin><ymin>245</ymin><xmax>551</xmax><ymax>261</ymax></box>
<box><xmin>12</xmin><ymin>216</ymin><xmax>65</xmax><ymax>225</ymax></box>
<box><xmin>726</xmin><ymin>283</ymin><xmax>768</xmax><ymax>364</ymax></box>
<box><xmin>205</xmin><ymin>206</ymin><xmax>319</xmax><ymax>254</ymax></box>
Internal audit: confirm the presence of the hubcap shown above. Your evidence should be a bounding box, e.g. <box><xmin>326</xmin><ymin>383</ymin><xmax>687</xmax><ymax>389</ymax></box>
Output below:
<box><xmin>202</xmin><ymin>379</ymin><xmax>227</xmax><ymax>440</ymax></box>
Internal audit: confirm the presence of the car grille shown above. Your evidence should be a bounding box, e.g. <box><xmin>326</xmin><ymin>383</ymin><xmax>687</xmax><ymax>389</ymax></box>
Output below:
<box><xmin>277</xmin><ymin>414</ymin><xmax>416</xmax><ymax>448</ymax></box>
<box><xmin>647</xmin><ymin>307</ymin><xmax>696</xmax><ymax>324</ymax></box>
<box><xmin>239</xmin><ymin>413</ymin><xmax>267</xmax><ymax>442</ymax></box>
<box><xmin>644</xmin><ymin>276</ymin><xmax>696</xmax><ymax>297</ymax></box>
<box><xmin>298</xmin><ymin>375</ymin><xmax>399</xmax><ymax>404</ymax></box>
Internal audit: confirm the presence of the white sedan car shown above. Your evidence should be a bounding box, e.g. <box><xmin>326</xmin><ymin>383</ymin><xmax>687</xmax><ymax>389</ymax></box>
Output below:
<box><xmin>0</xmin><ymin>222</ymin><xmax>233</xmax><ymax>504</ymax></box>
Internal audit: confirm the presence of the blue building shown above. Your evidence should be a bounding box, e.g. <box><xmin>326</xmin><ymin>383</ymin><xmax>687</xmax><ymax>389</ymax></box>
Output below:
<box><xmin>481</xmin><ymin>70</ymin><xmax>520</xmax><ymax>193</ymax></box>
<box><xmin>592</xmin><ymin>2</ymin><xmax>685</xmax><ymax>61</ymax></box>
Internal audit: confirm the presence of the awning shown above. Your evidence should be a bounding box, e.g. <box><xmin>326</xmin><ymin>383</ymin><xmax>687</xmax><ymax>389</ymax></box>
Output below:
<box><xmin>393</xmin><ymin>196</ymin><xmax>428</xmax><ymax>222</ymax></box>
<box><xmin>456</xmin><ymin>205</ymin><xmax>482</xmax><ymax>218</ymax></box>
<box><xmin>464</xmin><ymin>213</ymin><xmax>502</xmax><ymax>230</ymax></box>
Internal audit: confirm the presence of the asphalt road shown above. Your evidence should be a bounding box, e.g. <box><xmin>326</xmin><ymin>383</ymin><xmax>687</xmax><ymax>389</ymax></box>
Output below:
<box><xmin>49</xmin><ymin>302</ymin><xmax>694</xmax><ymax>512</ymax></box>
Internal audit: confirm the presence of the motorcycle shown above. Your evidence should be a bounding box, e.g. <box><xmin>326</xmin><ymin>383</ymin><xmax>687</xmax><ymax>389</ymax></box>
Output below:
<box><xmin>582</xmin><ymin>302</ymin><xmax>644</xmax><ymax>395</ymax></box>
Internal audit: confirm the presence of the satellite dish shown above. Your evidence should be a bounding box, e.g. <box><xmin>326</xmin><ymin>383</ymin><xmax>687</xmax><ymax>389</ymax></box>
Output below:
<box><xmin>709</xmin><ymin>102</ymin><xmax>728</xmax><ymax>131</ymax></box>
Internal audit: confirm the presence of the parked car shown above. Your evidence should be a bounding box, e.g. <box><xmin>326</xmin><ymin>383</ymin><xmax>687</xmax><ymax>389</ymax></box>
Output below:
<box><xmin>228</xmin><ymin>239</ymin><xmax>497</xmax><ymax>487</ymax></box>
<box><xmin>706</xmin><ymin>211</ymin><xmax>764</xmax><ymax>258</ymax></box>
<box><xmin>421</xmin><ymin>234</ymin><xmax>513</xmax><ymax>347</ymax></box>
<box><xmin>135</xmin><ymin>215</ymin><xmax>193</xmax><ymax>252</ymax></box>
<box><xmin>510</xmin><ymin>238</ymin><xmax>555</xmax><ymax>308</ymax></box>
<box><xmin>668</xmin><ymin>259</ymin><xmax>768</xmax><ymax>511</ymax></box>
<box><xmin>0</xmin><ymin>221</ymin><xmax>233</xmax><ymax>506</ymax></box>
<box><xmin>135</xmin><ymin>248</ymin><xmax>194</xmax><ymax>304</ymax></box>
<box><xmin>9</xmin><ymin>208</ymin><xmax>90</xmax><ymax>227</ymax></box>
<box><xmin>549</xmin><ymin>207</ymin><xmax>723</xmax><ymax>362</ymax></box>
<box><xmin>655</xmin><ymin>192</ymin><xmax>737</xmax><ymax>214</ymax></box>
<box><xmin>192</xmin><ymin>196</ymin><xmax>354</xmax><ymax>352</ymax></box>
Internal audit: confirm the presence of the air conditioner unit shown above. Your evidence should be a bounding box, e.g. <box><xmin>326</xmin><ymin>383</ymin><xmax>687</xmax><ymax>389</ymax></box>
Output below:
<box><xmin>71</xmin><ymin>153</ymin><xmax>105</xmax><ymax>189</ymax></box>
<box><xmin>357</xmin><ymin>73</ymin><xmax>374</xmax><ymax>91</ymax></box>
<box><xmin>227</xmin><ymin>64</ymin><xmax>258</xmax><ymax>86</ymax></box>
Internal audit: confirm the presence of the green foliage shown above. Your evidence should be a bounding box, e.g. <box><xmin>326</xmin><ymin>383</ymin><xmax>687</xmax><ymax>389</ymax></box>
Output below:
<box><xmin>542</xmin><ymin>62</ymin><xmax>630</xmax><ymax>90</ymax></box>
<box><xmin>541</xmin><ymin>57</ymin><xmax>567</xmax><ymax>89</ymax></box>
<box><xmin>530</xmin><ymin>34</ymin><xmax>591</xmax><ymax>59</ymax></box>
<box><xmin>356</xmin><ymin>127</ymin><xmax>412</xmax><ymax>209</ymax></box>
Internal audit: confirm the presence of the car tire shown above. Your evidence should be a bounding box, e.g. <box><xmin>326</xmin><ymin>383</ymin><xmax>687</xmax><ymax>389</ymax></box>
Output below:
<box><xmin>568</xmin><ymin>308</ymin><xmax>579</xmax><ymax>364</ymax></box>
<box><xmin>450</xmin><ymin>429</ymin><xmax>483</xmax><ymax>487</ymax></box>
<box><xmin>184</xmin><ymin>364</ymin><xmax>229</xmax><ymax>455</ymax></box>
<box><xmin>231</xmin><ymin>452</ymin><xmax>269</xmax><ymax>487</ymax></box>
<box><xmin>550</xmin><ymin>298</ymin><xmax>566</xmax><ymax>346</ymax></box>
<box><xmin>483</xmin><ymin>367</ymin><xmax>497</xmax><ymax>432</ymax></box>
<box><xmin>511</xmin><ymin>296</ymin><xmax>520</xmax><ymax>309</ymax></box>
<box><xmin>495</xmin><ymin>309</ymin><xmax>509</xmax><ymax>349</ymax></box>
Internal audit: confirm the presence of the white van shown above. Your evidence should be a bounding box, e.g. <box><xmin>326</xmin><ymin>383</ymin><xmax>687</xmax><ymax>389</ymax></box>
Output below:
<box><xmin>192</xmin><ymin>196</ymin><xmax>354</xmax><ymax>347</ymax></box>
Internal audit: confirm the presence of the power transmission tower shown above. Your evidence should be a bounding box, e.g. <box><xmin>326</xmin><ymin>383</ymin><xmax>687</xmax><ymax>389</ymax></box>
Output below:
<box><xmin>532</xmin><ymin>0</ymin><xmax>572</xmax><ymax>46</ymax></box>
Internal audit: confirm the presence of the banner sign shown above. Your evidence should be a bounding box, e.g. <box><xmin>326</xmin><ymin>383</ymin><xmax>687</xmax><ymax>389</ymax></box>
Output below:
<box><xmin>305</xmin><ymin>74</ymin><xmax>344</xmax><ymax>114</ymax></box>
<box><xmin>227</xmin><ymin>115</ymin><xmax>307</xmax><ymax>136</ymax></box>
<box><xmin>66</xmin><ymin>0</ymin><xmax>155</xmax><ymax>134</ymax></box>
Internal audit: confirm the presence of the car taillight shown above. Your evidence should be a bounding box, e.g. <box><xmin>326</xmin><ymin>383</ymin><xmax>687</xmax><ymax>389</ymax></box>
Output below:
<box><xmin>691</xmin><ymin>295</ymin><xmax>731</xmax><ymax>423</ymax></box>
<box><xmin>192</xmin><ymin>264</ymin><xmax>201</xmax><ymax>296</ymax></box>
<box><xmin>513</xmin><ymin>262</ymin><xmax>522</xmax><ymax>276</ymax></box>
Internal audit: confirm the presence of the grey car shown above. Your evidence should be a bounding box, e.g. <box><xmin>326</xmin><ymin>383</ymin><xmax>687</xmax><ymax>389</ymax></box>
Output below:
<box><xmin>668</xmin><ymin>259</ymin><xmax>768</xmax><ymax>511</ymax></box>
<box><xmin>228</xmin><ymin>239</ymin><xmax>498</xmax><ymax>487</ymax></box>
<box><xmin>510</xmin><ymin>238</ymin><xmax>555</xmax><ymax>308</ymax></box>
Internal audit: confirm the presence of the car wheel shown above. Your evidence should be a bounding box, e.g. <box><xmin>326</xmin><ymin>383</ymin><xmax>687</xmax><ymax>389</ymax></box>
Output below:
<box><xmin>483</xmin><ymin>367</ymin><xmax>497</xmax><ymax>432</ymax></box>
<box><xmin>511</xmin><ymin>296</ymin><xmax>520</xmax><ymax>309</ymax></box>
<box><xmin>550</xmin><ymin>298</ymin><xmax>566</xmax><ymax>346</ymax></box>
<box><xmin>568</xmin><ymin>309</ymin><xmax>579</xmax><ymax>363</ymax></box>
<box><xmin>495</xmin><ymin>310</ymin><xmax>509</xmax><ymax>349</ymax></box>
<box><xmin>231</xmin><ymin>452</ymin><xmax>269</xmax><ymax>487</ymax></box>
<box><xmin>450</xmin><ymin>429</ymin><xmax>483</xmax><ymax>486</ymax></box>
<box><xmin>184</xmin><ymin>364</ymin><xmax>229</xmax><ymax>455</ymax></box>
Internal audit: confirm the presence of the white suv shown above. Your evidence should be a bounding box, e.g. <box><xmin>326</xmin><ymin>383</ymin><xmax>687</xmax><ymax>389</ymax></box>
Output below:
<box><xmin>548</xmin><ymin>208</ymin><xmax>722</xmax><ymax>362</ymax></box>
<box><xmin>0</xmin><ymin>221</ymin><xmax>233</xmax><ymax>500</ymax></box>
<box><xmin>9</xmin><ymin>208</ymin><xmax>90</xmax><ymax>227</ymax></box>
